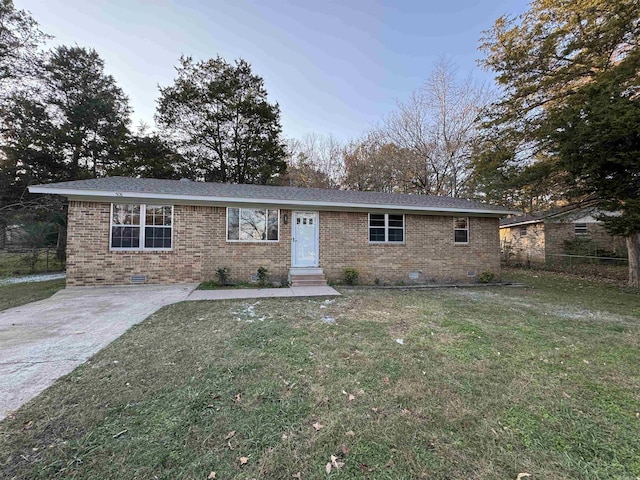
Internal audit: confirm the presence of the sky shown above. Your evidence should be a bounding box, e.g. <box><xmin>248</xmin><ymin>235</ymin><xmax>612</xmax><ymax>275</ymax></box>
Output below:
<box><xmin>19</xmin><ymin>0</ymin><xmax>529</xmax><ymax>142</ymax></box>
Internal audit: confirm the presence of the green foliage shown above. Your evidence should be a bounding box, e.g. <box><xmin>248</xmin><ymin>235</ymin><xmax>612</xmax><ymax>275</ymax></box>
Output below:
<box><xmin>342</xmin><ymin>267</ymin><xmax>360</xmax><ymax>285</ymax></box>
<box><xmin>256</xmin><ymin>266</ymin><xmax>270</xmax><ymax>287</ymax></box>
<box><xmin>108</xmin><ymin>130</ymin><xmax>186</xmax><ymax>179</ymax></box>
<box><xmin>156</xmin><ymin>55</ymin><xmax>287</xmax><ymax>184</ymax></box>
<box><xmin>215</xmin><ymin>267</ymin><xmax>230</xmax><ymax>285</ymax></box>
<box><xmin>476</xmin><ymin>0</ymin><xmax>640</xmax><ymax>208</ymax></box>
<box><xmin>477</xmin><ymin>271</ymin><xmax>497</xmax><ymax>284</ymax></box>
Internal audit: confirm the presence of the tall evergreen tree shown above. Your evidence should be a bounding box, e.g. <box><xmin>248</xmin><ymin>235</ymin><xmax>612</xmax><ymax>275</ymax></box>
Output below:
<box><xmin>156</xmin><ymin>55</ymin><xmax>286</xmax><ymax>184</ymax></box>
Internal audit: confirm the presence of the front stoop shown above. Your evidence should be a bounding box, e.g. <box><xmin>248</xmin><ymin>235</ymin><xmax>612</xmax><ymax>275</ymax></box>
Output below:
<box><xmin>289</xmin><ymin>267</ymin><xmax>328</xmax><ymax>287</ymax></box>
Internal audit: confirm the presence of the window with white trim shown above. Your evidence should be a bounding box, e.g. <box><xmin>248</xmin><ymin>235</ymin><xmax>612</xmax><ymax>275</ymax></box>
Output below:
<box><xmin>227</xmin><ymin>208</ymin><xmax>279</xmax><ymax>242</ymax></box>
<box><xmin>454</xmin><ymin>217</ymin><xmax>469</xmax><ymax>244</ymax></box>
<box><xmin>574</xmin><ymin>223</ymin><xmax>588</xmax><ymax>235</ymax></box>
<box><xmin>369</xmin><ymin>213</ymin><xmax>404</xmax><ymax>243</ymax></box>
<box><xmin>111</xmin><ymin>204</ymin><xmax>173</xmax><ymax>250</ymax></box>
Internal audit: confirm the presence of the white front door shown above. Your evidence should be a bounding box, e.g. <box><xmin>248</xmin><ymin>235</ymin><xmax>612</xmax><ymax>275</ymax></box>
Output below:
<box><xmin>292</xmin><ymin>211</ymin><xmax>319</xmax><ymax>267</ymax></box>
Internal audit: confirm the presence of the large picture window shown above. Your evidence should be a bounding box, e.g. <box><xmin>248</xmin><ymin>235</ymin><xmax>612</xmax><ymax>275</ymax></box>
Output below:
<box><xmin>369</xmin><ymin>213</ymin><xmax>404</xmax><ymax>243</ymax></box>
<box><xmin>111</xmin><ymin>204</ymin><xmax>172</xmax><ymax>250</ymax></box>
<box><xmin>227</xmin><ymin>208</ymin><xmax>279</xmax><ymax>242</ymax></box>
<box><xmin>454</xmin><ymin>217</ymin><xmax>469</xmax><ymax>244</ymax></box>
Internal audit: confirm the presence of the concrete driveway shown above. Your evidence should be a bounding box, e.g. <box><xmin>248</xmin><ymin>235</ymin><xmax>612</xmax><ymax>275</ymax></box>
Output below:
<box><xmin>0</xmin><ymin>284</ymin><xmax>196</xmax><ymax>420</ymax></box>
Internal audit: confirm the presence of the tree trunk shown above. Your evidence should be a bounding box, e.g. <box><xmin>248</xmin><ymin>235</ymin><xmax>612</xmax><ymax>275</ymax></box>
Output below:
<box><xmin>626</xmin><ymin>233</ymin><xmax>640</xmax><ymax>288</ymax></box>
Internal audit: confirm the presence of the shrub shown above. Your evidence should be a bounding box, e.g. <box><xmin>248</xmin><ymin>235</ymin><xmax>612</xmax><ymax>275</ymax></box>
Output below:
<box><xmin>215</xmin><ymin>267</ymin><xmax>230</xmax><ymax>285</ymax></box>
<box><xmin>342</xmin><ymin>267</ymin><xmax>360</xmax><ymax>285</ymax></box>
<box><xmin>478</xmin><ymin>271</ymin><xmax>497</xmax><ymax>284</ymax></box>
<box><xmin>256</xmin><ymin>266</ymin><xmax>270</xmax><ymax>287</ymax></box>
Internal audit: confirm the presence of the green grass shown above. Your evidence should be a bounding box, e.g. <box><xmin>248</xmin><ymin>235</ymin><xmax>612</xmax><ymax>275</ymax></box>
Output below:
<box><xmin>1</xmin><ymin>270</ymin><xmax>639</xmax><ymax>479</ymax></box>
<box><xmin>0</xmin><ymin>279</ymin><xmax>66</xmax><ymax>312</ymax></box>
<box><xmin>0</xmin><ymin>251</ymin><xmax>64</xmax><ymax>278</ymax></box>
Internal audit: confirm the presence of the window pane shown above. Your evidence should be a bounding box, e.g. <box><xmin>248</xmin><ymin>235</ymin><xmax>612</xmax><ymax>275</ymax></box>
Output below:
<box><xmin>145</xmin><ymin>227</ymin><xmax>171</xmax><ymax>248</ymax></box>
<box><xmin>369</xmin><ymin>214</ymin><xmax>385</xmax><ymax>227</ymax></box>
<box><xmin>388</xmin><ymin>228</ymin><xmax>404</xmax><ymax>242</ymax></box>
<box><xmin>113</xmin><ymin>204</ymin><xmax>140</xmax><ymax>225</ymax></box>
<box><xmin>454</xmin><ymin>230</ymin><xmax>468</xmax><ymax>243</ymax></box>
<box><xmin>112</xmin><ymin>226</ymin><xmax>140</xmax><ymax>248</ymax></box>
<box><xmin>227</xmin><ymin>208</ymin><xmax>240</xmax><ymax>240</ymax></box>
<box><xmin>145</xmin><ymin>205</ymin><xmax>171</xmax><ymax>226</ymax></box>
<box><xmin>388</xmin><ymin>215</ymin><xmax>403</xmax><ymax>228</ymax></box>
<box><xmin>454</xmin><ymin>217</ymin><xmax>467</xmax><ymax>229</ymax></box>
<box><xmin>240</xmin><ymin>209</ymin><xmax>266</xmax><ymax>241</ymax></box>
<box><xmin>369</xmin><ymin>228</ymin><xmax>385</xmax><ymax>242</ymax></box>
<box><xmin>267</xmin><ymin>210</ymin><xmax>279</xmax><ymax>241</ymax></box>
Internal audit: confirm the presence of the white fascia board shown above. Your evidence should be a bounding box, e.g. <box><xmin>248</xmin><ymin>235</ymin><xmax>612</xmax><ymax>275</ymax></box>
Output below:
<box><xmin>28</xmin><ymin>186</ymin><xmax>518</xmax><ymax>216</ymax></box>
<box><xmin>499</xmin><ymin>219</ymin><xmax>544</xmax><ymax>228</ymax></box>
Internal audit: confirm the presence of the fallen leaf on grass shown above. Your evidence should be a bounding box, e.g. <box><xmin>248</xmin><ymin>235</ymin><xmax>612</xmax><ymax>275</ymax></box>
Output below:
<box><xmin>293</xmin><ymin>473</ymin><xmax>302</xmax><ymax>479</ymax></box>
<box><xmin>340</xmin><ymin>444</ymin><xmax>350</xmax><ymax>455</ymax></box>
<box><xmin>239</xmin><ymin>456</ymin><xmax>249</xmax><ymax>465</ymax></box>
<box><xmin>225</xmin><ymin>430</ymin><xmax>236</xmax><ymax>439</ymax></box>
<box><xmin>325</xmin><ymin>462</ymin><xmax>332</xmax><ymax>474</ymax></box>
<box><xmin>345</xmin><ymin>430</ymin><xmax>355</xmax><ymax>436</ymax></box>
<box><xmin>348</xmin><ymin>394</ymin><xmax>355</xmax><ymax>402</ymax></box>
<box><xmin>234</xmin><ymin>393</ymin><xmax>241</xmax><ymax>403</ymax></box>
<box><xmin>516</xmin><ymin>474</ymin><xmax>531</xmax><ymax>480</ymax></box>
<box><xmin>383</xmin><ymin>377</ymin><xmax>390</xmax><ymax>385</ymax></box>
<box><xmin>313</xmin><ymin>422</ymin><xmax>324</xmax><ymax>431</ymax></box>
<box><xmin>23</xmin><ymin>421</ymin><xmax>33</xmax><ymax>431</ymax></box>
<box><xmin>207</xmin><ymin>472</ymin><xmax>216</xmax><ymax>479</ymax></box>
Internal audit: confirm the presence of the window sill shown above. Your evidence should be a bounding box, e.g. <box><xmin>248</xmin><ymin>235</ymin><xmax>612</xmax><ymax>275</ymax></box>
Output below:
<box><xmin>110</xmin><ymin>248</ymin><xmax>173</xmax><ymax>253</ymax></box>
<box><xmin>226</xmin><ymin>240</ymin><xmax>280</xmax><ymax>244</ymax></box>
<box><xmin>368</xmin><ymin>242</ymin><xmax>405</xmax><ymax>245</ymax></box>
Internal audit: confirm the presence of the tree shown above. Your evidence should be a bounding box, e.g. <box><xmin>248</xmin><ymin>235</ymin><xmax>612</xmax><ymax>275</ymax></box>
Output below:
<box><xmin>0</xmin><ymin>0</ymin><xmax>48</xmax><ymax>92</ymax></box>
<box><xmin>479</xmin><ymin>0</ymin><xmax>640</xmax><ymax>286</ymax></box>
<box><xmin>283</xmin><ymin>134</ymin><xmax>344</xmax><ymax>188</ymax></box>
<box><xmin>476</xmin><ymin>0</ymin><xmax>640</xmax><ymax>203</ymax></box>
<box><xmin>383</xmin><ymin>59</ymin><xmax>493</xmax><ymax>196</ymax></box>
<box><xmin>108</xmin><ymin>125</ymin><xmax>187</xmax><ymax>180</ymax></box>
<box><xmin>43</xmin><ymin>45</ymin><xmax>131</xmax><ymax>179</ymax></box>
<box><xmin>156</xmin><ymin>55</ymin><xmax>286</xmax><ymax>184</ymax></box>
<box><xmin>343</xmin><ymin>133</ymin><xmax>417</xmax><ymax>193</ymax></box>
<box><xmin>542</xmin><ymin>51</ymin><xmax>640</xmax><ymax>286</ymax></box>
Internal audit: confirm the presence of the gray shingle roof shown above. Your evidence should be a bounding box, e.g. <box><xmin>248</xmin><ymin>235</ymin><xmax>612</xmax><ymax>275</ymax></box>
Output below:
<box><xmin>29</xmin><ymin>176</ymin><xmax>515</xmax><ymax>215</ymax></box>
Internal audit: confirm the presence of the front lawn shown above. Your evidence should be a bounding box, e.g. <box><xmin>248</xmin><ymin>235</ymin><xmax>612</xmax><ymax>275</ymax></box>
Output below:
<box><xmin>1</xmin><ymin>271</ymin><xmax>639</xmax><ymax>479</ymax></box>
<box><xmin>0</xmin><ymin>279</ymin><xmax>66</xmax><ymax>312</ymax></box>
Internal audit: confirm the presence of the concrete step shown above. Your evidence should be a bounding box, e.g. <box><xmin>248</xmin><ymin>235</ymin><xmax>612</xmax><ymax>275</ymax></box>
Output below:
<box><xmin>291</xmin><ymin>279</ymin><xmax>328</xmax><ymax>287</ymax></box>
<box><xmin>289</xmin><ymin>268</ymin><xmax>327</xmax><ymax>288</ymax></box>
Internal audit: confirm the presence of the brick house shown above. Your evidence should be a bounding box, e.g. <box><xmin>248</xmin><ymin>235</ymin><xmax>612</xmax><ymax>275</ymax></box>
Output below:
<box><xmin>30</xmin><ymin>177</ymin><xmax>513</xmax><ymax>286</ymax></box>
<box><xmin>500</xmin><ymin>204</ymin><xmax>626</xmax><ymax>265</ymax></box>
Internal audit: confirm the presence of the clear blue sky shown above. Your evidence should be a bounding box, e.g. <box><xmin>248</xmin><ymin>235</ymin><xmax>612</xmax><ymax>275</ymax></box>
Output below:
<box><xmin>19</xmin><ymin>0</ymin><xmax>528</xmax><ymax>141</ymax></box>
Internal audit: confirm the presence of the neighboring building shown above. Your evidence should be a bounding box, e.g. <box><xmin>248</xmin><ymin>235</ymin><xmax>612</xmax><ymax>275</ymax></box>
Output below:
<box><xmin>29</xmin><ymin>177</ymin><xmax>514</xmax><ymax>286</ymax></box>
<box><xmin>500</xmin><ymin>204</ymin><xmax>626</xmax><ymax>265</ymax></box>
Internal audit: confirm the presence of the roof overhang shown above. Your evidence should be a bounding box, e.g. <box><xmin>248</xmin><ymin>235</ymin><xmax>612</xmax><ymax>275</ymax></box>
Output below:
<box><xmin>28</xmin><ymin>186</ymin><xmax>518</xmax><ymax>217</ymax></box>
<box><xmin>499</xmin><ymin>219</ymin><xmax>544</xmax><ymax>228</ymax></box>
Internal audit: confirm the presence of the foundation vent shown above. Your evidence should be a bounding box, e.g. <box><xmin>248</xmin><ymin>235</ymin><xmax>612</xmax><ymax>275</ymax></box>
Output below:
<box><xmin>130</xmin><ymin>275</ymin><xmax>147</xmax><ymax>284</ymax></box>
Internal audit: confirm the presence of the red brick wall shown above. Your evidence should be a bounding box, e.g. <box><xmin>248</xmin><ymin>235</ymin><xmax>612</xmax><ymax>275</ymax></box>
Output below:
<box><xmin>66</xmin><ymin>201</ymin><xmax>501</xmax><ymax>286</ymax></box>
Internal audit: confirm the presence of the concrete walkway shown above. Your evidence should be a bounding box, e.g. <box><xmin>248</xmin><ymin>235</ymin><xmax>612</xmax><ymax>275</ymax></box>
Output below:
<box><xmin>187</xmin><ymin>285</ymin><xmax>340</xmax><ymax>301</ymax></box>
<box><xmin>0</xmin><ymin>283</ymin><xmax>339</xmax><ymax>420</ymax></box>
<box><xmin>0</xmin><ymin>284</ymin><xmax>197</xmax><ymax>420</ymax></box>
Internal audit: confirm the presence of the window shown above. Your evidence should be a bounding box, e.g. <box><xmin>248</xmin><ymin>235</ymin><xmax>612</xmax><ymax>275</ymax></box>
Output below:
<box><xmin>574</xmin><ymin>223</ymin><xmax>588</xmax><ymax>235</ymax></box>
<box><xmin>369</xmin><ymin>213</ymin><xmax>404</xmax><ymax>243</ymax></box>
<box><xmin>519</xmin><ymin>226</ymin><xmax>527</xmax><ymax>236</ymax></box>
<box><xmin>111</xmin><ymin>204</ymin><xmax>172</xmax><ymax>250</ymax></box>
<box><xmin>227</xmin><ymin>208</ymin><xmax>279</xmax><ymax>242</ymax></box>
<box><xmin>454</xmin><ymin>217</ymin><xmax>469</xmax><ymax>244</ymax></box>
